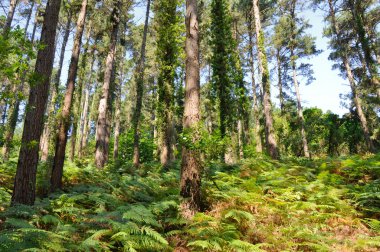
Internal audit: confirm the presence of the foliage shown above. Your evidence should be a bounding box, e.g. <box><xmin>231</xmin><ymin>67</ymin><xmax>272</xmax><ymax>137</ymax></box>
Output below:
<box><xmin>2</xmin><ymin>155</ymin><xmax>380</xmax><ymax>251</ymax></box>
<box><xmin>119</xmin><ymin>129</ymin><xmax>156</xmax><ymax>163</ymax></box>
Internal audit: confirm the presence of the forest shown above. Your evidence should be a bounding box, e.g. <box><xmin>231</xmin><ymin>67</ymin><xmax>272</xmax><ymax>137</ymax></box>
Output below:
<box><xmin>0</xmin><ymin>0</ymin><xmax>379</xmax><ymax>250</ymax></box>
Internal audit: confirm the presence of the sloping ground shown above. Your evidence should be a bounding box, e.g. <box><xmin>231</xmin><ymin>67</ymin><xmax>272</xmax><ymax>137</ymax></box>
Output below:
<box><xmin>0</xmin><ymin>154</ymin><xmax>379</xmax><ymax>251</ymax></box>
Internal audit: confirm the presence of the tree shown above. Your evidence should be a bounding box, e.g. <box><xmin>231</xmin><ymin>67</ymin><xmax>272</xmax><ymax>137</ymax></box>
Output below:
<box><xmin>3</xmin><ymin>0</ymin><xmax>19</xmax><ymax>36</ymax></box>
<box><xmin>0</xmin><ymin>0</ymin><xmax>20</xmax><ymax>129</ymax></box>
<box><xmin>180</xmin><ymin>0</ymin><xmax>202</xmax><ymax>218</ymax></box>
<box><xmin>2</xmin><ymin>1</ymin><xmax>35</xmax><ymax>161</ymax></box>
<box><xmin>246</xmin><ymin>5</ymin><xmax>263</xmax><ymax>153</ymax></box>
<box><xmin>155</xmin><ymin>0</ymin><xmax>181</xmax><ymax>167</ymax></box>
<box><xmin>345</xmin><ymin>0</ymin><xmax>379</xmax><ymax>99</ymax></box>
<box><xmin>51</xmin><ymin>0</ymin><xmax>88</xmax><ymax>191</ymax></box>
<box><xmin>40</xmin><ymin>7</ymin><xmax>73</xmax><ymax>162</ymax></box>
<box><xmin>131</xmin><ymin>0</ymin><xmax>151</xmax><ymax>167</ymax></box>
<box><xmin>252</xmin><ymin>0</ymin><xmax>279</xmax><ymax>159</ymax></box>
<box><xmin>95</xmin><ymin>0</ymin><xmax>121</xmax><ymax>168</ymax></box>
<box><xmin>323</xmin><ymin>0</ymin><xmax>375</xmax><ymax>152</ymax></box>
<box><xmin>11</xmin><ymin>0</ymin><xmax>62</xmax><ymax>205</ymax></box>
<box><xmin>283</xmin><ymin>0</ymin><xmax>320</xmax><ymax>158</ymax></box>
<box><xmin>209</xmin><ymin>0</ymin><xmax>233</xmax><ymax>143</ymax></box>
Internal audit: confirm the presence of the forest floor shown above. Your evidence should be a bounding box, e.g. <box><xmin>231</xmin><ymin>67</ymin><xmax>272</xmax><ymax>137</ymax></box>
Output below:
<box><xmin>1</xmin><ymin>154</ymin><xmax>380</xmax><ymax>251</ymax></box>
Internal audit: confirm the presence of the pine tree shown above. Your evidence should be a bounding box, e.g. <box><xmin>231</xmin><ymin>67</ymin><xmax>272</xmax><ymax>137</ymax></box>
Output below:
<box><xmin>252</xmin><ymin>0</ymin><xmax>279</xmax><ymax>159</ymax></box>
<box><xmin>51</xmin><ymin>0</ymin><xmax>88</xmax><ymax>191</ymax></box>
<box><xmin>155</xmin><ymin>0</ymin><xmax>181</xmax><ymax>167</ymax></box>
<box><xmin>95</xmin><ymin>0</ymin><xmax>121</xmax><ymax>168</ymax></box>
<box><xmin>40</xmin><ymin>7</ymin><xmax>73</xmax><ymax>162</ymax></box>
<box><xmin>180</xmin><ymin>0</ymin><xmax>202</xmax><ymax>218</ymax></box>
<box><xmin>11</xmin><ymin>0</ymin><xmax>62</xmax><ymax>205</ymax></box>
<box><xmin>132</xmin><ymin>0</ymin><xmax>151</xmax><ymax>167</ymax></box>
<box><xmin>2</xmin><ymin>1</ymin><xmax>35</xmax><ymax>161</ymax></box>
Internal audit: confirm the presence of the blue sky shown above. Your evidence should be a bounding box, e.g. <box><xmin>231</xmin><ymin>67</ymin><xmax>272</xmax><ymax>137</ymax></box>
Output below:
<box><xmin>297</xmin><ymin>9</ymin><xmax>351</xmax><ymax>116</ymax></box>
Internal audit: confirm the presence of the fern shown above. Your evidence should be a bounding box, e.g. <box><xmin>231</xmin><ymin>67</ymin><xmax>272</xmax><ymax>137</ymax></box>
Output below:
<box><xmin>122</xmin><ymin>205</ymin><xmax>161</xmax><ymax>227</ymax></box>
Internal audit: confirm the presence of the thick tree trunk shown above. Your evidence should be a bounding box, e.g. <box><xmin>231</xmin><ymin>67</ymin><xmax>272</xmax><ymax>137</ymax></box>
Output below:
<box><xmin>95</xmin><ymin>0</ymin><xmax>121</xmax><ymax>168</ymax></box>
<box><xmin>132</xmin><ymin>0</ymin><xmax>151</xmax><ymax>167</ymax></box>
<box><xmin>247</xmin><ymin>16</ymin><xmax>262</xmax><ymax>153</ymax></box>
<box><xmin>11</xmin><ymin>0</ymin><xmax>62</xmax><ymax>206</ymax></box>
<box><xmin>40</xmin><ymin>12</ymin><xmax>72</xmax><ymax>161</ymax></box>
<box><xmin>51</xmin><ymin>0</ymin><xmax>87</xmax><ymax>192</ymax></box>
<box><xmin>180</xmin><ymin>0</ymin><xmax>202</xmax><ymax>218</ymax></box>
<box><xmin>252</xmin><ymin>0</ymin><xmax>279</xmax><ymax>159</ymax></box>
<box><xmin>327</xmin><ymin>0</ymin><xmax>375</xmax><ymax>153</ymax></box>
<box><xmin>2</xmin><ymin>2</ymin><xmax>34</xmax><ymax>161</ymax></box>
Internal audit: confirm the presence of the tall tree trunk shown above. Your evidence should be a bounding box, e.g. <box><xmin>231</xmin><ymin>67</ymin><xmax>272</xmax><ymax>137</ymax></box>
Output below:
<box><xmin>291</xmin><ymin>59</ymin><xmax>310</xmax><ymax>158</ymax></box>
<box><xmin>2</xmin><ymin>2</ymin><xmax>34</xmax><ymax>161</ymax></box>
<box><xmin>327</xmin><ymin>0</ymin><xmax>375</xmax><ymax>152</ymax></box>
<box><xmin>237</xmin><ymin>120</ymin><xmax>244</xmax><ymax>159</ymax></box>
<box><xmin>40</xmin><ymin>11</ymin><xmax>72</xmax><ymax>161</ymax></box>
<box><xmin>277</xmin><ymin>49</ymin><xmax>285</xmax><ymax>114</ymax></box>
<box><xmin>79</xmin><ymin>84</ymin><xmax>90</xmax><ymax>157</ymax></box>
<box><xmin>51</xmin><ymin>0</ymin><xmax>87</xmax><ymax>192</ymax></box>
<box><xmin>78</xmin><ymin>53</ymin><xmax>96</xmax><ymax>158</ymax></box>
<box><xmin>70</xmin><ymin>30</ymin><xmax>93</xmax><ymax>162</ymax></box>
<box><xmin>132</xmin><ymin>0</ymin><xmax>151</xmax><ymax>167</ymax></box>
<box><xmin>248</xmin><ymin>14</ymin><xmax>262</xmax><ymax>153</ymax></box>
<box><xmin>11</xmin><ymin>0</ymin><xmax>62</xmax><ymax>206</ymax></box>
<box><xmin>113</xmin><ymin>80</ymin><xmax>121</xmax><ymax>160</ymax></box>
<box><xmin>3</xmin><ymin>0</ymin><xmax>18</xmax><ymax>36</ymax></box>
<box><xmin>289</xmin><ymin>2</ymin><xmax>310</xmax><ymax>158</ymax></box>
<box><xmin>180</xmin><ymin>0</ymin><xmax>202</xmax><ymax>218</ymax></box>
<box><xmin>252</xmin><ymin>0</ymin><xmax>279</xmax><ymax>159</ymax></box>
<box><xmin>95</xmin><ymin>0</ymin><xmax>121</xmax><ymax>168</ymax></box>
<box><xmin>80</xmin><ymin>72</ymin><xmax>98</xmax><ymax>157</ymax></box>
<box><xmin>112</xmin><ymin>48</ymin><xmax>124</xmax><ymax>160</ymax></box>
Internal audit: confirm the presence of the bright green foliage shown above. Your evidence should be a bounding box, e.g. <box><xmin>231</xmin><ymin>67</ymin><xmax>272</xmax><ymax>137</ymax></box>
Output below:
<box><xmin>1</xmin><ymin>154</ymin><xmax>380</xmax><ymax>251</ymax></box>
<box><xmin>119</xmin><ymin>129</ymin><xmax>156</xmax><ymax>163</ymax></box>
<box><xmin>209</xmin><ymin>0</ymin><xmax>248</xmax><ymax>139</ymax></box>
<box><xmin>154</xmin><ymin>0</ymin><xmax>183</xmax><ymax>161</ymax></box>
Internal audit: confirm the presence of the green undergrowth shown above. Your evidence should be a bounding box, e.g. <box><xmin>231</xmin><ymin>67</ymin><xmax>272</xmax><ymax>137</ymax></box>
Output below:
<box><xmin>0</xmin><ymin>154</ymin><xmax>379</xmax><ymax>251</ymax></box>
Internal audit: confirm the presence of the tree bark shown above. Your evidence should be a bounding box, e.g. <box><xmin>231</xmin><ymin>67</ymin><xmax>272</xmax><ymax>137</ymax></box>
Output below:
<box><xmin>40</xmin><ymin>11</ymin><xmax>72</xmax><ymax>161</ymax></box>
<box><xmin>252</xmin><ymin>0</ymin><xmax>279</xmax><ymax>159</ymax></box>
<box><xmin>132</xmin><ymin>0</ymin><xmax>151</xmax><ymax>167</ymax></box>
<box><xmin>51</xmin><ymin>0</ymin><xmax>87</xmax><ymax>192</ymax></box>
<box><xmin>180</xmin><ymin>0</ymin><xmax>202</xmax><ymax>218</ymax></box>
<box><xmin>327</xmin><ymin>0</ymin><xmax>375</xmax><ymax>153</ymax></box>
<box><xmin>11</xmin><ymin>0</ymin><xmax>62</xmax><ymax>206</ymax></box>
<box><xmin>95</xmin><ymin>0</ymin><xmax>121</xmax><ymax>168</ymax></box>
